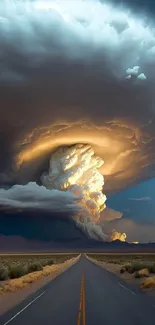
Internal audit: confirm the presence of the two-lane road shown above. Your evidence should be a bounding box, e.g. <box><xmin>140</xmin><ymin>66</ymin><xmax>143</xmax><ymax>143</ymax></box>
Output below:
<box><xmin>0</xmin><ymin>256</ymin><xmax>155</xmax><ymax>325</ymax></box>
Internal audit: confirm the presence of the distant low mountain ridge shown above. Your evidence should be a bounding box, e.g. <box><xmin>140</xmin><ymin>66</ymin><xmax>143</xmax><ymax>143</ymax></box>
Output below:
<box><xmin>0</xmin><ymin>235</ymin><xmax>155</xmax><ymax>253</ymax></box>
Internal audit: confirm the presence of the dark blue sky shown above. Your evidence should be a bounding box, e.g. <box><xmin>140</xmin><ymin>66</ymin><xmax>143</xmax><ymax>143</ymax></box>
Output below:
<box><xmin>108</xmin><ymin>178</ymin><xmax>155</xmax><ymax>224</ymax></box>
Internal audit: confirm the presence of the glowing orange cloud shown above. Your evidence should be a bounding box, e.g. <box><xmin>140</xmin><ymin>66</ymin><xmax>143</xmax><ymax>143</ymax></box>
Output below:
<box><xmin>111</xmin><ymin>229</ymin><xmax>127</xmax><ymax>242</ymax></box>
<box><xmin>111</xmin><ymin>230</ymin><xmax>139</xmax><ymax>244</ymax></box>
<box><xmin>15</xmin><ymin>120</ymin><xmax>147</xmax><ymax>194</ymax></box>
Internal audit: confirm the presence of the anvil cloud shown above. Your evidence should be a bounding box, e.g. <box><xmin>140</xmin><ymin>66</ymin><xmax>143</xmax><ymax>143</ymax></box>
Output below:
<box><xmin>0</xmin><ymin>0</ymin><xmax>155</xmax><ymax>241</ymax></box>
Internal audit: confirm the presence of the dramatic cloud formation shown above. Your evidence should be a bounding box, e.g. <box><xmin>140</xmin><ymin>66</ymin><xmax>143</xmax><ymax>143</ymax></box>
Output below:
<box><xmin>42</xmin><ymin>143</ymin><xmax>107</xmax><ymax>240</ymax></box>
<box><xmin>0</xmin><ymin>182</ymin><xmax>81</xmax><ymax>214</ymax></box>
<box><xmin>0</xmin><ymin>0</ymin><xmax>155</xmax><ymax>242</ymax></box>
<box><xmin>0</xmin><ymin>144</ymin><xmax>109</xmax><ymax>240</ymax></box>
<box><xmin>0</xmin><ymin>0</ymin><xmax>155</xmax><ymax>193</ymax></box>
<box><xmin>111</xmin><ymin>229</ymin><xmax>127</xmax><ymax>242</ymax></box>
<box><xmin>0</xmin><ymin>143</ymin><xmax>125</xmax><ymax>241</ymax></box>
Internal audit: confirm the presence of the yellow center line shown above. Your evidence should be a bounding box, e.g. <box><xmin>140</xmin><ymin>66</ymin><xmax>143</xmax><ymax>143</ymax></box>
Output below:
<box><xmin>77</xmin><ymin>275</ymin><xmax>86</xmax><ymax>325</ymax></box>
<box><xmin>82</xmin><ymin>281</ymin><xmax>86</xmax><ymax>325</ymax></box>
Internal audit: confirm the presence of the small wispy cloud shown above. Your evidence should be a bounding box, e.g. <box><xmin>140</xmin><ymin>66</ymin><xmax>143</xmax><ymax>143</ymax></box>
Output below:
<box><xmin>128</xmin><ymin>197</ymin><xmax>152</xmax><ymax>201</ymax></box>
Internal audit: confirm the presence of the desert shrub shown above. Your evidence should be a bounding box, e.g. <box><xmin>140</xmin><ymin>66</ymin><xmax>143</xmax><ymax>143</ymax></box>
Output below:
<box><xmin>0</xmin><ymin>266</ymin><xmax>9</xmax><ymax>281</ymax></box>
<box><xmin>40</xmin><ymin>260</ymin><xmax>48</xmax><ymax>267</ymax></box>
<box><xmin>117</xmin><ymin>260</ymin><xmax>125</xmax><ymax>265</ymax></box>
<box><xmin>124</xmin><ymin>264</ymin><xmax>131</xmax><ymax>272</ymax></box>
<box><xmin>128</xmin><ymin>266</ymin><xmax>134</xmax><ymax>274</ymax></box>
<box><xmin>47</xmin><ymin>259</ymin><xmax>54</xmax><ymax>266</ymax></box>
<box><xmin>132</xmin><ymin>263</ymin><xmax>144</xmax><ymax>271</ymax></box>
<box><xmin>28</xmin><ymin>262</ymin><xmax>43</xmax><ymax>273</ymax></box>
<box><xmin>134</xmin><ymin>271</ymin><xmax>141</xmax><ymax>278</ymax></box>
<box><xmin>126</xmin><ymin>262</ymin><xmax>151</xmax><ymax>275</ymax></box>
<box><xmin>149</xmin><ymin>264</ymin><xmax>155</xmax><ymax>274</ymax></box>
<box><xmin>120</xmin><ymin>267</ymin><xmax>125</xmax><ymax>274</ymax></box>
<box><xmin>129</xmin><ymin>263</ymin><xmax>148</xmax><ymax>273</ymax></box>
<box><xmin>109</xmin><ymin>260</ymin><xmax>119</xmax><ymax>264</ymax></box>
<box><xmin>9</xmin><ymin>265</ymin><xmax>26</xmax><ymax>279</ymax></box>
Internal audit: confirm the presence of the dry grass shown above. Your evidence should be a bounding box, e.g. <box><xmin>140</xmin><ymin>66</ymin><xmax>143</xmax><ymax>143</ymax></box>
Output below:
<box><xmin>87</xmin><ymin>253</ymin><xmax>155</xmax><ymax>264</ymax></box>
<box><xmin>87</xmin><ymin>254</ymin><xmax>155</xmax><ymax>292</ymax></box>
<box><xmin>0</xmin><ymin>254</ymin><xmax>78</xmax><ymax>269</ymax></box>
<box><xmin>88</xmin><ymin>254</ymin><xmax>155</xmax><ymax>274</ymax></box>
<box><xmin>0</xmin><ymin>266</ymin><xmax>54</xmax><ymax>292</ymax></box>
<box><xmin>0</xmin><ymin>256</ymin><xmax>79</xmax><ymax>293</ymax></box>
<box><xmin>138</xmin><ymin>268</ymin><xmax>149</xmax><ymax>277</ymax></box>
<box><xmin>0</xmin><ymin>254</ymin><xmax>78</xmax><ymax>282</ymax></box>
<box><xmin>141</xmin><ymin>276</ymin><xmax>155</xmax><ymax>289</ymax></box>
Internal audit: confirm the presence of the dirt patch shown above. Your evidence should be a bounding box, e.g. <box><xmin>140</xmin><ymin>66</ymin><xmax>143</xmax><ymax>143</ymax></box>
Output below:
<box><xmin>0</xmin><ymin>256</ymin><xmax>80</xmax><ymax>316</ymax></box>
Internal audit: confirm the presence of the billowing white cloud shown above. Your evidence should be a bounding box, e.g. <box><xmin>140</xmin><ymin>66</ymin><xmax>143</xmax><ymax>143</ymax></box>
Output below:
<box><xmin>125</xmin><ymin>66</ymin><xmax>146</xmax><ymax>81</ymax></box>
<box><xmin>137</xmin><ymin>73</ymin><xmax>147</xmax><ymax>80</ymax></box>
<box><xmin>42</xmin><ymin>144</ymin><xmax>107</xmax><ymax>240</ymax></box>
<box><xmin>125</xmin><ymin>74</ymin><xmax>131</xmax><ymax>80</ymax></box>
<box><xmin>126</xmin><ymin>66</ymin><xmax>140</xmax><ymax>76</ymax></box>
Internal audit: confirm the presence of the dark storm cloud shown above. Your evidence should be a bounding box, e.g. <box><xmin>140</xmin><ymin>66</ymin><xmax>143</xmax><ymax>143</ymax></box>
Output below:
<box><xmin>0</xmin><ymin>182</ymin><xmax>81</xmax><ymax>214</ymax></box>
<box><xmin>1</xmin><ymin>1</ymin><xmax>155</xmax><ymax>242</ymax></box>
<box><xmin>0</xmin><ymin>0</ymin><xmax>155</xmax><ymax>193</ymax></box>
<box><xmin>0</xmin><ymin>173</ymin><xmax>13</xmax><ymax>186</ymax></box>
<box><xmin>0</xmin><ymin>211</ymin><xmax>86</xmax><ymax>241</ymax></box>
<box><xmin>110</xmin><ymin>0</ymin><xmax>155</xmax><ymax>17</ymax></box>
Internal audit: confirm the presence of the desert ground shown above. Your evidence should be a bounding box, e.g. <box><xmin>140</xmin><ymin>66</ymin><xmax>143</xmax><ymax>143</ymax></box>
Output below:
<box><xmin>87</xmin><ymin>253</ymin><xmax>155</xmax><ymax>295</ymax></box>
<box><xmin>0</xmin><ymin>253</ymin><xmax>79</xmax><ymax>292</ymax></box>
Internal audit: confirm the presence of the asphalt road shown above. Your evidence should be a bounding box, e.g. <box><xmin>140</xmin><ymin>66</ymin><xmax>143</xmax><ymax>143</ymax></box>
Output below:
<box><xmin>0</xmin><ymin>256</ymin><xmax>155</xmax><ymax>325</ymax></box>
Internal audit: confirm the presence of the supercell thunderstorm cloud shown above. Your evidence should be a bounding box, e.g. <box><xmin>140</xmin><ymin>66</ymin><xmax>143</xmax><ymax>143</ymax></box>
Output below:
<box><xmin>1</xmin><ymin>0</ymin><xmax>155</xmax><ymax>242</ymax></box>
<box><xmin>41</xmin><ymin>144</ymin><xmax>107</xmax><ymax>240</ymax></box>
